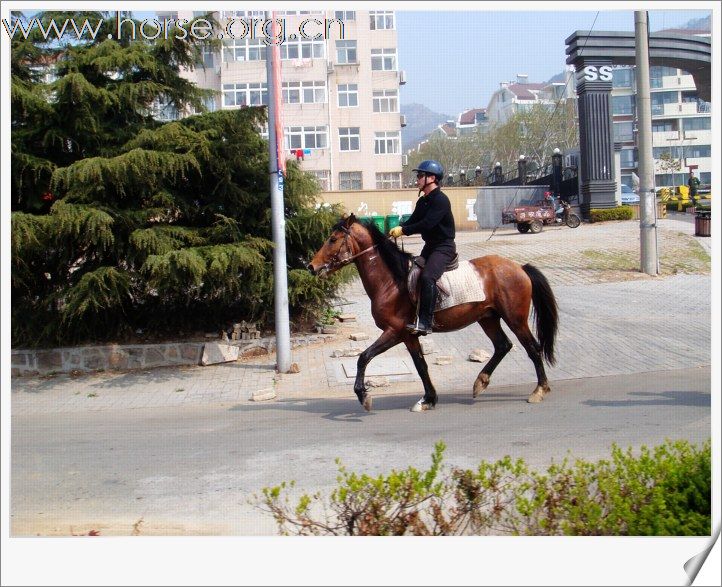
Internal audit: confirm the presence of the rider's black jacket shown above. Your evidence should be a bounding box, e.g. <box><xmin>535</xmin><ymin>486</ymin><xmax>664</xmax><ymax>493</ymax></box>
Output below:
<box><xmin>400</xmin><ymin>187</ymin><xmax>455</xmax><ymax>247</ymax></box>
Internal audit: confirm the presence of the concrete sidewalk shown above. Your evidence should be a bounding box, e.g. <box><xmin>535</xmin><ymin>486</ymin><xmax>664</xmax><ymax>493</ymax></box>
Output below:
<box><xmin>11</xmin><ymin>215</ymin><xmax>713</xmax><ymax>414</ymax></box>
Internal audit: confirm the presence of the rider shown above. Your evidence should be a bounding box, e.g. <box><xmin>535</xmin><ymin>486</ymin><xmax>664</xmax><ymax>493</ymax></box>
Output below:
<box><xmin>388</xmin><ymin>160</ymin><xmax>456</xmax><ymax>335</ymax></box>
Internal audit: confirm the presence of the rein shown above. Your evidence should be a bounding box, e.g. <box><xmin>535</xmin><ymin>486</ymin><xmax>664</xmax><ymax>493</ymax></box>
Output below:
<box><xmin>321</xmin><ymin>229</ymin><xmax>378</xmax><ymax>273</ymax></box>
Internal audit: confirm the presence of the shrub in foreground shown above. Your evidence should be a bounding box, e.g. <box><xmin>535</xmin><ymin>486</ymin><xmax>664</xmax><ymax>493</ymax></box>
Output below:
<box><xmin>255</xmin><ymin>439</ymin><xmax>711</xmax><ymax>536</ymax></box>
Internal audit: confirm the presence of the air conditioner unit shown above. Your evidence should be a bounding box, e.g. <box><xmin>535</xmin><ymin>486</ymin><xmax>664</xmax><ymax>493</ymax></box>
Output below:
<box><xmin>327</xmin><ymin>62</ymin><xmax>335</xmax><ymax>74</ymax></box>
<box><xmin>402</xmin><ymin>154</ymin><xmax>409</xmax><ymax>166</ymax></box>
<box><xmin>400</xmin><ymin>115</ymin><xmax>407</xmax><ymax>127</ymax></box>
<box><xmin>398</xmin><ymin>70</ymin><xmax>407</xmax><ymax>85</ymax></box>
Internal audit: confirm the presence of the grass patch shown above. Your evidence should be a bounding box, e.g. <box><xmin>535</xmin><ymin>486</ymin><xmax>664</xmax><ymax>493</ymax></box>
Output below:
<box><xmin>659</xmin><ymin>235</ymin><xmax>711</xmax><ymax>275</ymax></box>
<box><xmin>580</xmin><ymin>249</ymin><xmax>638</xmax><ymax>272</ymax></box>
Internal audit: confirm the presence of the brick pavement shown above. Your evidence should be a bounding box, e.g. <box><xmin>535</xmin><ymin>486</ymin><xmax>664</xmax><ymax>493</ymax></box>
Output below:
<box><xmin>11</xmin><ymin>215</ymin><xmax>713</xmax><ymax>413</ymax></box>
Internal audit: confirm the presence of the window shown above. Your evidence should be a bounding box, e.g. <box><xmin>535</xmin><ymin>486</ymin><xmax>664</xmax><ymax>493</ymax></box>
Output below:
<box><xmin>612</xmin><ymin>95</ymin><xmax>635</xmax><ymax>115</ymax></box>
<box><xmin>684</xmin><ymin>144</ymin><xmax>711</xmax><ymax>158</ymax></box>
<box><xmin>280</xmin><ymin>39</ymin><xmax>325</xmax><ymax>60</ymax></box>
<box><xmin>619</xmin><ymin>148</ymin><xmax>637</xmax><ymax>168</ymax></box>
<box><xmin>221</xmin><ymin>10</ymin><xmax>265</xmax><ymax>18</ymax></box>
<box><xmin>652</xmin><ymin>120</ymin><xmax>676</xmax><ymax>132</ymax></box>
<box><xmin>338</xmin><ymin>84</ymin><xmax>358</xmax><ymax>107</ymax></box>
<box><xmin>655</xmin><ymin>173</ymin><xmax>687</xmax><ymax>187</ymax></box>
<box><xmin>612</xmin><ymin>68</ymin><xmax>633</xmax><ymax>88</ymax></box>
<box><xmin>653</xmin><ymin>146</ymin><xmax>682</xmax><ymax>159</ymax></box>
<box><xmin>371</xmin><ymin>48</ymin><xmax>397</xmax><ymax>71</ymax></box>
<box><xmin>277</xmin><ymin>10</ymin><xmax>322</xmax><ymax>15</ymax></box>
<box><xmin>223</xmin><ymin>83</ymin><xmax>268</xmax><ymax>107</ymax></box>
<box><xmin>284</xmin><ymin>126</ymin><xmax>328</xmax><ymax>150</ymax></box>
<box><xmin>339</xmin><ymin>171</ymin><xmax>362</xmax><ymax>190</ymax></box>
<box><xmin>309</xmin><ymin>170</ymin><xmax>330</xmax><ymax>191</ymax></box>
<box><xmin>222</xmin><ymin>38</ymin><xmax>267</xmax><ymax>62</ymax></box>
<box><xmin>372</xmin><ymin>90</ymin><xmax>398</xmax><ymax>113</ymax></box>
<box><xmin>374</xmin><ymin>131</ymin><xmax>400</xmax><ymax>154</ymax></box>
<box><xmin>650</xmin><ymin>66</ymin><xmax>678</xmax><ymax>79</ymax></box>
<box><xmin>370</xmin><ymin>11</ymin><xmax>394</xmax><ymax>30</ymax></box>
<box><xmin>651</xmin><ymin>91</ymin><xmax>678</xmax><ymax>106</ymax></box>
<box><xmin>197</xmin><ymin>49</ymin><xmax>214</xmax><ymax>68</ymax></box>
<box><xmin>282</xmin><ymin>82</ymin><xmax>300</xmax><ymax>104</ymax></box>
<box><xmin>283</xmin><ymin>81</ymin><xmax>326</xmax><ymax>104</ymax></box>
<box><xmin>613</xmin><ymin>121</ymin><xmax>634</xmax><ymax>142</ymax></box>
<box><xmin>336</xmin><ymin>40</ymin><xmax>357</xmax><ymax>64</ymax></box>
<box><xmin>376</xmin><ymin>172</ymin><xmax>402</xmax><ymax>189</ymax></box>
<box><xmin>302</xmin><ymin>81</ymin><xmax>326</xmax><ymax>103</ymax></box>
<box><xmin>339</xmin><ymin>127</ymin><xmax>360</xmax><ymax>151</ymax></box>
<box><xmin>334</xmin><ymin>11</ymin><xmax>355</xmax><ymax>20</ymax></box>
<box><xmin>683</xmin><ymin>117</ymin><xmax>711</xmax><ymax>131</ymax></box>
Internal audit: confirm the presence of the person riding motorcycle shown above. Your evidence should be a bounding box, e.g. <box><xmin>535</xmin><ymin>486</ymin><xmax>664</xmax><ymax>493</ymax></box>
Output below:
<box><xmin>388</xmin><ymin>160</ymin><xmax>456</xmax><ymax>335</ymax></box>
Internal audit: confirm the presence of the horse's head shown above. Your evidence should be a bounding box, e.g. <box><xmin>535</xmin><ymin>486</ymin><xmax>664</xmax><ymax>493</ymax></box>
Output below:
<box><xmin>307</xmin><ymin>213</ymin><xmax>364</xmax><ymax>278</ymax></box>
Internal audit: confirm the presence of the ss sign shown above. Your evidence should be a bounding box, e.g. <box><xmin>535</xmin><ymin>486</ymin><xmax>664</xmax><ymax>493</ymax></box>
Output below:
<box><xmin>582</xmin><ymin>65</ymin><xmax>613</xmax><ymax>81</ymax></box>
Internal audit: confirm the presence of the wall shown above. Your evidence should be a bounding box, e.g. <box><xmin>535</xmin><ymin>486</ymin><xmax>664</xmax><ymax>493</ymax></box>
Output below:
<box><xmin>318</xmin><ymin>186</ymin><xmax>481</xmax><ymax>231</ymax></box>
<box><xmin>473</xmin><ymin>186</ymin><xmax>550</xmax><ymax>228</ymax></box>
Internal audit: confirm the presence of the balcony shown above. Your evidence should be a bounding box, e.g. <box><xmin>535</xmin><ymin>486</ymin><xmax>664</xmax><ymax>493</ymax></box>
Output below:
<box><xmin>651</xmin><ymin>102</ymin><xmax>701</xmax><ymax>117</ymax></box>
<box><xmin>653</xmin><ymin>130</ymin><xmax>681</xmax><ymax>143</ymax></box>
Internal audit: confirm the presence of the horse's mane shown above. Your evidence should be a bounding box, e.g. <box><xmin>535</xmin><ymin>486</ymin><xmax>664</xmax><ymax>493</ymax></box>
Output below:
<box><xmin>335</xmin><ymin>217</ymin><xmax>413</xmax><ymax>288</ymax></box>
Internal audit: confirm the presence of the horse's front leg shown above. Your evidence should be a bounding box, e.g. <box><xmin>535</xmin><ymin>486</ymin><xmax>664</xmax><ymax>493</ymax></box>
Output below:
<box><xmin>404</xmin><ymin>335</ymin><xmax>438</xmax><ymax>412</ymax></box>
<box><xmin>354</xmin><ymin>328</ymin><xmax>402</xmax><ymax>411</ymax></box>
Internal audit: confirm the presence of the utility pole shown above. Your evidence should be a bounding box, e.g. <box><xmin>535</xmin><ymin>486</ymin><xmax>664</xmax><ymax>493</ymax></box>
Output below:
<box><xmin>634</xmin><ymin>10</ymin><xmax>659</xmax><ymax>275</ymax></box>
<box><xmin>266</xmin><ymin>11</ymin><xmax>292</xmax><ymax>372</ymax></box>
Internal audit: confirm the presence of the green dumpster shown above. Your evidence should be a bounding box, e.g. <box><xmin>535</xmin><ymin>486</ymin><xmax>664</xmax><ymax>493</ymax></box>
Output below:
<box><xmin>385</xmin><ymin>214</ymin><xmax>400</xmax><ymax>232</ymax></box>
<box><xmin>370</xmin><ymin>215</ymin><xmax>385</xmax><ymax>233</ymax></box>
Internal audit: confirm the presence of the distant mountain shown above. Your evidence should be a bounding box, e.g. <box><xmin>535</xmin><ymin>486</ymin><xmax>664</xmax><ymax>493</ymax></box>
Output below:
<box><xmin>545</xmin><ymin>71</ymin><xmax>567</xmax><ymax>84</ymax></box>
<box><xmin>678</xmin><ymin>15</ymin><xmax>711</xmax><ymax>31</ymax></box>
<box><xmin>401</xmin><ymin>103</ymin><xmax>452</xmax><ymax>152</ymax></box>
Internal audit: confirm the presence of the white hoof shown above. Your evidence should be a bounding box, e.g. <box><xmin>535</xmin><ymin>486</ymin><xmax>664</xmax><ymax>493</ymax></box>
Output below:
<box><xmin>410</xmin><ymin>399</ymin><xmax>434</xmax><ymax>412</ymax></box>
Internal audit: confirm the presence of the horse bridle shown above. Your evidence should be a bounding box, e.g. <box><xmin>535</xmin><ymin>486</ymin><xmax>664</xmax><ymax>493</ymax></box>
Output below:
<box><xmin>318</xmin><ymin>226</ymin><xmax>377</xmax><ymax>274</ymax></box>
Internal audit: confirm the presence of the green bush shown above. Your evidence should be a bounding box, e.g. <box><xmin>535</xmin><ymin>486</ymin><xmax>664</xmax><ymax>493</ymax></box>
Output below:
<box><xmin>255</xmin><ymin>439</ymin><xmax>711</xmax><ymax>536</ymax></box>
<box><xmin>589</xmin><ymin>207</ymin><xmax>634</xmax><ymax>223</ymax></box>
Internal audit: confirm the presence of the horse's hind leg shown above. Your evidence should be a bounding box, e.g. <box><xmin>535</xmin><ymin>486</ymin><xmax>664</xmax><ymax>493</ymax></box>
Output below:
<box><xmin>404</xmin><ymin>336</ymin><xmax>437</xmax><ymax>412</ymax></box>
<box><xmin>473</xmin><ymin>315</ymin><xmax>513</xmax><ymax>398</ymax></box>
<box><xmin>506</xmin><ymin>317</ymin><xmax>550</xmax><ymax>403</ymax></box>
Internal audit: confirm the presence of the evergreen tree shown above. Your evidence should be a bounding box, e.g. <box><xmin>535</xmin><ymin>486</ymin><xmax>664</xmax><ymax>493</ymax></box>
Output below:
<box><xmin>11</xmin><ymin>11</ymin><xmax>350</xmax><ymax>347</ymax></box>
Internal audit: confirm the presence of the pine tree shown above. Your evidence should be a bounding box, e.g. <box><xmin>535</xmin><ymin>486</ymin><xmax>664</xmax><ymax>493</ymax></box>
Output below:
<box><xmin>11</xmin><ymin>11</ymin><xmax>350</xmax><ymax>347</ymax></box>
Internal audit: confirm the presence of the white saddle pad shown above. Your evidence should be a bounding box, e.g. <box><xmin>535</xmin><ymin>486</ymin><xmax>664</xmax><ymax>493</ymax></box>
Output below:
<box><xmin>435</xmin><ymin>260</ymin><xmax>486</xmax><ymax>311</ymax></box>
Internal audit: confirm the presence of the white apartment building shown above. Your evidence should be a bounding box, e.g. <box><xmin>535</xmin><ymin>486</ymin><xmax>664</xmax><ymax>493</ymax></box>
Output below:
<box><xmin>485</xmin><ymin>73</ymin><xmax>573</xmax><ymax>125</ymax></box>
<box><xmin>159</xmin><ymin>10</ymin><xmax>405</xmax><ymax>191</ymax></box>
<box><xmin>611</xmin><ymin>58</ymin><xmax>712</xmax><ymax>190</ymax></box>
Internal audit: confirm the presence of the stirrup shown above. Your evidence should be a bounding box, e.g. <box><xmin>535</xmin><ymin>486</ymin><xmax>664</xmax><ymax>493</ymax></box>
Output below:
<box><xmin>406</xmin><ymin>318</ymin><xmax>432</xmax><ymax>336</ymax></box>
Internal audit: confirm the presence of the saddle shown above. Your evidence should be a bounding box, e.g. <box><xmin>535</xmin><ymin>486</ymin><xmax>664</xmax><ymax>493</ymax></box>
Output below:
<box><xmin>407</xmin><ymin>254</ymin><xmax>458</xmax><ymax>306</ymax></box>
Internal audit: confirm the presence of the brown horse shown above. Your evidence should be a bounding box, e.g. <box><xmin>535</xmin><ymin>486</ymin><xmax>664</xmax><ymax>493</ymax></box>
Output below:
<box><xmin>307</xmin><ymin>214</ymin><xmax>558</xmax><ymax>412</ymax></box>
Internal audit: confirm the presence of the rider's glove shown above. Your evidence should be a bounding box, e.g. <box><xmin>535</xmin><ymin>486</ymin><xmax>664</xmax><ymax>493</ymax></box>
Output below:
<box><xmin>389</xmin><ymin>226</ymin><xmax>404</xmax><ymax>238</ymax></box>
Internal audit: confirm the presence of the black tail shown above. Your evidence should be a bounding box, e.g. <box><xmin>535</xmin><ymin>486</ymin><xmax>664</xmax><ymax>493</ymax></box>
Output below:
<box><xmin>521</xmin><ymin>264</ymin><xmax>558</xmax><ymax>366</ymax></box>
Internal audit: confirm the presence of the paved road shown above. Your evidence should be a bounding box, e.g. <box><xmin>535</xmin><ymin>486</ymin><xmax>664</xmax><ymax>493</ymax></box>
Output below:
<box><xmin>9</xmin><ymin>215</ymin><xmax>713</xmax><ymax>536</ymax></box>
<box><xmin>11</xmin><ymin>366</ymin><xmax>710</xmax><ymax>536</ymax></box>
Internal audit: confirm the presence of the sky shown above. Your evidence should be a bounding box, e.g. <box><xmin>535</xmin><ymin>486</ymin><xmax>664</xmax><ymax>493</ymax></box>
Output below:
<box><xmin>395</xmin><ymin>8</ymin><xmax>712</xmax><ymax>115</ymax></box>
<box><xmin>17</xmin><ymin>4</ymin><xmax>713</xmax><ymax>117</ymax></box>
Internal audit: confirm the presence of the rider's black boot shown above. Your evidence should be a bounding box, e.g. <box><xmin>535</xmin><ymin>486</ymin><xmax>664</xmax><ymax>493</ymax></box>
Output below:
<box><xmin>407</xmin><ymin>281</ymin><xmax>437</xmax><ymax>336</ymax></box>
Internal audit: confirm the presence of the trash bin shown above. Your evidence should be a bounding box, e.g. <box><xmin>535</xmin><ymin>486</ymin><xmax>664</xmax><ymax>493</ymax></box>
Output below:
<box><xmin>370</xmin><ymin>215</ymin><xmax>385</xmax><ymax>233</ymax></box>
<box><xmin>695</xmin><ymin>210</ymin><xmax>711</xmax><ymax>237</ymax></box>
<box><xmin>385</xmin><ymin>214</ymin><xmax>400</xmax><ymax>232</ymax></box>
<box><xmin>400</xmin><ymin>213</ymin><xmax>412</xmax><ymax>224</ymax></box>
